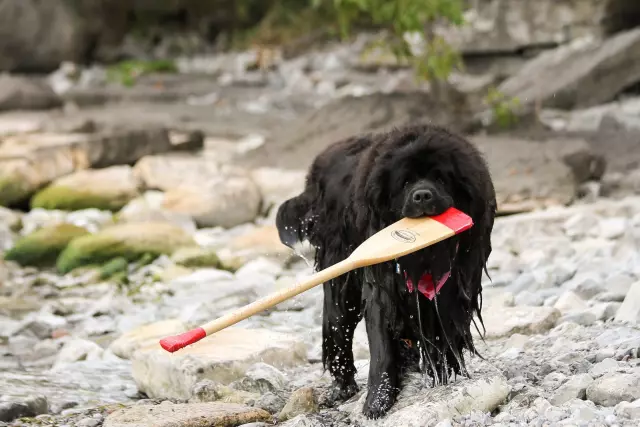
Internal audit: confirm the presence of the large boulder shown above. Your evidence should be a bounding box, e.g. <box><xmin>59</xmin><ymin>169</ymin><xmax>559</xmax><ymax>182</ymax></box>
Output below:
<box><xmin>472</xmin><ymin>136</ymin><xmax>604</xmax><ymax>213</ymax></box>
<box><xmin>104</xmin><ymin>402</ymin><xmax>271</xmax><ymax>427</ymax></box>
<box><xmin>438</xmin><ymin>0</ymin><xmax>613</xmax><ymax>55</ymax></box>
<box><xmin>3</xmin><ymin>223</ymin><xmax>89</xmax><ymax>267</ymax></box>
<box><xmin>499</xmin><ymin>28</ymin><xmax>640</xmax><ymax>111</ymax></box>
<box><xmin>0</xmin><ymin>0</ymin><xmax>129</xmax><ymax>72</ymax></box>
<box><xmin>0</xmin><ymin>76</ymin><xmax>62</xmax><ymax>111</ymax></box>
<box><xmin>131</xmin><ymin>328</ymin><xmax>307</xmax><ymax>400</ymax></box>
<box><xmin>56</xmin><ymin>222</ymin><xmax>196</xmax><ymax>274</ymax></box>
<box><xmin>31</xmin><ymin>165</ymin><xmax>141</xmax><ymax>212</ymax></box>
<box><xmin>0</xmin><ymin>126</ymin><xmax>172</xmax><ymax>207</ymax></box>
<box><xmin>134</xmin><ymin>154</ymin><xmax>261</xmax><ymax>228</ymax></box>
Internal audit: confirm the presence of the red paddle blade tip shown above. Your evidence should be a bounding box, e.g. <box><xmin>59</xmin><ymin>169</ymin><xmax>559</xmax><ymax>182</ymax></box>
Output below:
<box><xmin>431</xmin><ymin>207</ymin><xmax>473</xmax><ymax>234</ymax></box>
<box><xmin>159</xmin><ymin>327</ymin><xmax>206</xmax><ymax>353</ymax></box>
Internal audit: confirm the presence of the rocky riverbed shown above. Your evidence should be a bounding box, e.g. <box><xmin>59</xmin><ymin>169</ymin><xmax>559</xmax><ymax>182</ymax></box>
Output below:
<box><xmin>2</xmin><ymin>192</ymin><xmax>640</xmax><ymax>427</ymax></box>
<box><xmin>3</xmin><ymin>6</ymin><xmax>640</xmax><ymax>425</ymax></box>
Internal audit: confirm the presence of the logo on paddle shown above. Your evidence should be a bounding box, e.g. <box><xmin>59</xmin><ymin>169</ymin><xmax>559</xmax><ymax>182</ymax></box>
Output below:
<box><xmin>391</xmin><ymin>229</ymin><xmax>417</xmax><ymax>243</ymax></box>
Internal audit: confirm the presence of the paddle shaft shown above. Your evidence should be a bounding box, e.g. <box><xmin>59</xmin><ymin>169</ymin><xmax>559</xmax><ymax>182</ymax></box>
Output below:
<box><xmin>206</xmin><ymin>259</ymin><xmax>354</xmax><ymax>334</ymax></box>
<box><xmin>159</xmin><ymin>258</ymin><xmax>357</xmax><ymax>352</ymax></box>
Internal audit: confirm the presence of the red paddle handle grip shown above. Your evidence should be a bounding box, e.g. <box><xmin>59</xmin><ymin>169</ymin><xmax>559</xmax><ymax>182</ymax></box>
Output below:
<box><xmin>432</xmin><ymin>207</ymin><xmax>473</xmax><ymax>234</ymax></box>
<box><xmin>159</xmin><ymin>327</ymin><xmax>206</xmax><ymax>352</ymax></box>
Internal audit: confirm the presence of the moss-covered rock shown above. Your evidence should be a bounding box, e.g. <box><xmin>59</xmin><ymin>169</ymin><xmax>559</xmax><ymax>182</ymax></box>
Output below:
<box><xmin>3</xmin><ymin>224</ymin><xmax>90</xmax><ymax>267</ymax></box>
<box><xmin>31</xmin><ymin>166</ymin><xmax>141</xmax><ymax>212</ymax></box>
<box><xmin>0</xmin><ymin>176</ymin><xmax>31</xmax><ymax>207</ymax></box>
<box><xmin>99</xmin><ymin>256</ymin><xmax>129</xmax><ymax>280</ymax></box>
<box><xmin>31</xmin><ymin>186</ymin><xmax>132</xmax><ymax>212</ymax></box>
<box><xmin>57</xmin><ymin>222</ymin><xmax>196</xmax><ymax>274</ymax></box>
<box><xmin>171</xmin><ymin>247</ymin><xmax>223</xmax><ymax>269</ymax></box>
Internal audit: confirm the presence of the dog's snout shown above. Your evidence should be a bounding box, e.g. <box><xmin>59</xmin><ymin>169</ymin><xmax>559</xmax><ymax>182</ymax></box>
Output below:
<box><xmin>412</xmin><ymin>189</ymin><xmax>433</xmax><ymax>204</ymax></box>
<box><xmin>402</xmin><ymin>181</ymin><xmax>452</xmax><ymax>218</ymax></box>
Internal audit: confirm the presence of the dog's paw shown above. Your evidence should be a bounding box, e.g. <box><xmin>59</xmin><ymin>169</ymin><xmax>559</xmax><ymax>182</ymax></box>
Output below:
<box><xmin>362</xmin><ymin>383</ymin><xmax>397</xmax><ymax>419</ymax></box>
<box><xmin>327</xmin><ymin>378</ymin><xmax>359</xmax><ymax>405</ymax></box>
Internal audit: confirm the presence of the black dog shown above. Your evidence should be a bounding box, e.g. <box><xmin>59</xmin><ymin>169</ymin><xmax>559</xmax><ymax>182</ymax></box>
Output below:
<box><xmin>276</xmin><ymin>124</ymin><xmax>497</xmax><ymax>419</ymax></box>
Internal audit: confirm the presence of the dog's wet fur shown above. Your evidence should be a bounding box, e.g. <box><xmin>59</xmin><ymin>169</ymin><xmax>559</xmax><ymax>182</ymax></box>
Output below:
<box><xmin>276</xmin><ymin>124</ymin><xmax>497</xmax><ymax>419</ymax></box>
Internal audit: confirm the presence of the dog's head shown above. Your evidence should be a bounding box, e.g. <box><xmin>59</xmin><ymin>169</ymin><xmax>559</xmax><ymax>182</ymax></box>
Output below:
<box><xmin>353</xmin><ymin>125</ymin><xmax>495</xmax><ymax>283</ymax></box>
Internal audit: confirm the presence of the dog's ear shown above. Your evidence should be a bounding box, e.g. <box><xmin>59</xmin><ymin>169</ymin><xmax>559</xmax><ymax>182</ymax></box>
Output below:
<box><xmin>275</xmin><ymin>195</ymin><xmax>313</xmax><ymax>249</ymax></box>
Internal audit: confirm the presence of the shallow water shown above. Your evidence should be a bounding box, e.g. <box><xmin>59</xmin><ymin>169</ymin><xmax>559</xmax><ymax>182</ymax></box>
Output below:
<box><xmin>0</xmin><ymin>358</ymin><xmax>137</xmax><ymax>411</ymax></box>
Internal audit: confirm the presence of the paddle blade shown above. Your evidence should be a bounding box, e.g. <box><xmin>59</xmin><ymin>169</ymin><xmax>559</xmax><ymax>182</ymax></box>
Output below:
<box><xmin>348</xmin><ymin>207</ymin><xmax>473</xmax><ymax>267</ymax></box>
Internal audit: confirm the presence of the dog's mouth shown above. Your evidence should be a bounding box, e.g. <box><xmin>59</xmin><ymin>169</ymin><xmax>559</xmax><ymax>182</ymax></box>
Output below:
<box><xmin>398</xmin><ymin>242</ymin><xmax>459</xmax><ymax>300</ymax></box>
<box><xmin>404</xmin><ymin>270</ymin><xmax>451</xmax><ymax>300</ymax></box>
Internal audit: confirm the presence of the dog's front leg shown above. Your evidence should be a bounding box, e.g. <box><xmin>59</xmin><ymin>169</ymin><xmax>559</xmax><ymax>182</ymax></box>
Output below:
<box><xmin>322</xmin><ymin>277</ymin><xmax>362</xmax><ymax>404</ymax></box>
<box><xmin>362</xmin><ymin>282</ymin><xmax>399</xmax><ymax>419</ymax></box>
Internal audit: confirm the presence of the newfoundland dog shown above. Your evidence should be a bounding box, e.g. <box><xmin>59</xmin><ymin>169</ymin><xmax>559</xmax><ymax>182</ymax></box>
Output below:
<box><xmin>275</xmin><ymin>124</ymin><xmax>497</xmax><ymax>418</ymax></box>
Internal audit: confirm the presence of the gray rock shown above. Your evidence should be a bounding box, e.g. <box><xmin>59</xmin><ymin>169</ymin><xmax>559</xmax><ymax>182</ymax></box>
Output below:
<box><xmin>52</xmin><ymin>339</ymin><xmax>104</xmax><ymax>369</ymax></box>
<box><xmin>103</xmin><ymin>402</ymin><xmax>271</xmax><ymax>427</ymax></box>
<box><xmin>563</xmin><ymin>272</ymin><xmax>606</xmax><ymax>299</ymax></box>
<box><xmin>254</xmin><ymin>392</ymin><xmax>286</xmax><ymax>414</ymax></box>
<box><xmin>0</xmin><ymin>396</ymin><xmax>48</xmax><ymax>422</ymax></box>
<box><xmin>278</xmin><ymin>415</ymin><xmax>325</xmax><ymax>427</ymax></box>
<box><xmin>550</xmin><ymin>374</ymin><xmax>594</xmax><ymax>405</ymax></box>
<box><xmin>594</xmin><ymin>348</ymin><xmax>616</xmax><ymax>363</ymax></box>
<box><xmin>554</xmin><ymin>291</ymin><xmax>588</xmax><ymax>314</ymax></box>
<box><xmin>479</xmin><ymin>306</ymin><xmax>560</xmax><ymax>339</ymax></box>
<box><xmin>134</xmin><ymin>155</ymin><xmax>261</xmax><ymax>228</ymax></box>
<box><xmin>499</xmin><ymin>28</ymin><xmax>640</xmax><ymax>111</ymax></box>
<box><xmin>615</xmin><ymin>281</ymin><xmax>640</xmax><ymax>324</ymax></box>
<box><xmin>586</xmin><ymin>372</ymin><xmax>640</xmax><ymax>406</ymax></box>
<box><xmin>588</xmin><ymin>302</ymin><xmax>621</xmax><ymax>321</ymax></box>
<box><xmin>0</xmin><ymin>1</ymin><xmax>128</xmax><ymax>73</ymax></box>
<box><xmin>278</xmin><ymin>387</ymin><xmax>318</xmax><ymax>422</ymax></box>
<box><xmin>615</xmin><ymin>398</ymin><xmax>640</xmax><ymax>419</ymax></box>
<box><xmin>233</xmin><ymin>363</ymin><xmax>288</xmax><ymax>395</ymax></box>
<box><xmin>563</xmin><ymin>213</ymin><xmax>600</xmax><ymax>240</ymax></box>
<box><xmin>598</xmin><ymin>217</ymin><xmax>628</xmax><ymax>239</ymax></box>
<box><xmin>0</xmin><ymin>75</ymin><xmax>62</xmax><ymax>111</ymax></box>
<box><xmin>14</xmin><ymin>312</ymin><xmax>67</xmax><ymax>340</ymax></box>
<box><xmin>76</xmin><ymin>418</ymin><xmax>100</xmax><ymax>427</ymax></box>
<box><xmin>589</xmin><ymin>358</ymin><xmax>624</xmax><ymax>378</ymax></box>
<box><xmin>558</xmin><ymin>311</ymin><xmax>597</xmax><ymax>326</ymax></box>
<box><xmin>131</xmin><ymin>328</ymin><xmax>307</xmax><ymax>400</ymax></box>
<box><xmin>595</xmin><ymin>292</ymin><xmax>627</xmax><ymax>303</ymax></box>
<box><xmin>514</xmin><ymin>291</ymin><xmax>544</xmax><ymax>307</ymax></box>
<box><xmin>606</xmin><ymin>272</ymin><xmax>635</xmax><ymax>298</ymax></box>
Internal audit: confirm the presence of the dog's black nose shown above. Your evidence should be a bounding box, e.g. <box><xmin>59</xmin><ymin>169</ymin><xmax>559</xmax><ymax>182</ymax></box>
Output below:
<box><xmin>412</xmin><ymin>189</ymin><xmax>433</xmax><ymax>204</ymax></box>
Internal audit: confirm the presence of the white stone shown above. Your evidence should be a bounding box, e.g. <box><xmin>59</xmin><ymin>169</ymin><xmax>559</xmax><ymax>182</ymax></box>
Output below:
<box><xmin>51</xmin><ymin>338</ymin><xmax>104</xmax><ymax>370</ymax></box>
<box><xmin>598</xmin><ymin>217</ymin><xmax>627</xmax><ymax>239</ymax></box>
<box><xmin>554</xmin><ymin>291</ymin><xmax>588</xmax><ymax>314</ymax></box>
<box><xmin>131</xmin><ymin>328</ymin><xmax>307</xmax><ymax>400</ymax></box>
<box><xmin>586</xmin><ymin>372</ymin><xmax>640</xmax><ymax>406</ymax></box>
<box><xmin>550</xmin><ymin>374</ymin><xmax>594</xmax><ymax>405</ymax></box>
<box><xmin>615</xmin><ymin>281</ymin><xmax>640</xmax><ymax>324</ymax></box>
<box><xmin>478</xmin><ymin>306</ymin><xmax>560</xmax><ymax>339</ymax></box>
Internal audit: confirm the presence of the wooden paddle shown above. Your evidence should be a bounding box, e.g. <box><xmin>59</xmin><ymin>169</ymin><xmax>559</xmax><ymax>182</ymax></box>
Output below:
<box><xmin>159</xmin><ymin>207</ymin><xmax>473</xmax><ymax>353</ymax></box>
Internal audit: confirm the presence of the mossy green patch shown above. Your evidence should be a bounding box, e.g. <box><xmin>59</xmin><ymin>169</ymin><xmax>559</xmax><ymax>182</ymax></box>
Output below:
<box><xmin>0</xmin><ymin>176</ymin><xmax>31</xmax><ymax>207</ymax></box>
<box><xmin>56</xmin><ymin>222</ymin><xmax>196</xmax><ymax>274</ymax></box>
<box><xmin>171</xmin><ymin>247</ymin><xmax>223</xmax><ymax>269</ymax></box>
<box><xmin>31</xmin><ymin>185</ymin><xmax>133</xmax><ymax>212</ymax></box>
<box><xmin>106</xmin><ymin>59</ymin><xmax>178</xmax><ymax>87</ymax></box>
<box><xmin>99</xmin><ymin>257</ymin><xmax>129</xmax><ymax>280</ymax></box>
<box><xmin>3</xmin><ymin>224</ymin><xmax>90</xmax><ymax>267</ymax></box>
